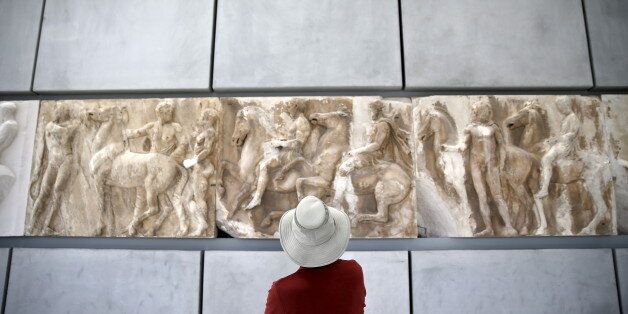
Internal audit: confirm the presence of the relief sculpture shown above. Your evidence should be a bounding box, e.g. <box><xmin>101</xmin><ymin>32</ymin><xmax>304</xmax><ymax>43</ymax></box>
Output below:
<box><xmin>604</xmin><ymin>95</ymin><xmax>628</xmax><ymax>234</ymax></box>
<box><xmin>218</xmin><ymin>97</ymin><xmax>417</xmax><ymax>238</ymax></box>
<box><xmin>414</xmin><ymin>96</ymin><xmax>616</xmax><ymax>237</ymax></box>
<box><xmin>26</xmin><ymin>99</ymin><xmax>220</xmax><ymax>237</ymax></box>
<box><xmin>0</xmin><ymin>102</ymin><xmax>18</xmax><ymax>202</ymax></box>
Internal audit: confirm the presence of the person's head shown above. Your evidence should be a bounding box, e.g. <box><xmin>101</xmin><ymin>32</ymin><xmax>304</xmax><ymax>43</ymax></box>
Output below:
<box><xmin>284</xmin><ymin>99</ymin><xmax>306</xmax><ymax>118</ymax></box>
<box><xmin>53</xmin><ymin>103</ymin><xmax>71</xmax><ymax>122</ymax></box>
<box><xmin>156</xmin><ymin>101</ymin><xmax>175</xmax><ymax>123</ymax></box>
<box><xmin>369</xmin><ymin>100</ymin><xmax>385</xmax><ymax>121</ymax></box>
<box><xmin>199</xmin><ymin>108</ymin><xmax>218</xmax><ymax>128</ymax></box>
<box><xmin>471</xmin><ymin>98</ymin><xmax>492</xmax><ymax>123</ymax></box>
<box><xmin>0</xmin><ymin>102</ymin><xmax>16</xmax><ymax>122</ymax></box>
<box><xmin>555</xmin><ymin>96</ymin><xmax>574</xmax><ymax>116</ymax></box>
<box><xmin>279</xmin><ymin>196</ymin><xmax>350</xmax><ymax>267</ymax></box>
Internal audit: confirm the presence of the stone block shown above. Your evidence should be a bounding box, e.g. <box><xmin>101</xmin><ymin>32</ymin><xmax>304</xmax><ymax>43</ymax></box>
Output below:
<box><xmin>603</xmin><ymin>95</ymin><xmax>628</xmax><ymax>234</ymax></box>
<box><xmin>203</xmin><ymin>251</ymin><xmax>409</xmax><ymax>314</ymax></box>
<box><xmin>413</xmin><ymin>95</ymin><xmax>615</xmax><ymax>236</ymax></box>
<box><xmin>0</xmin><ymin>101</ymin><xmax>38</xmax><ymax>236</ymax></box>
<box><xmin>584</xmin><ymin>0</ymin><xmax>628</xmax><ymax>88</ymax></box>
<box><xmin>33</xmin><ymin>0</ymin><xmax>214</xmax><ymax>93</ymax></box>
<box><xmin>5</xmin><ymin>248</ymin><xmax>201</xmax><ymax>314</ymax></box>
<box><xmin>402</xmin><ymin>0</ymin><xmax>592</xmax><ymax>89</ymax></box>
<box><xmin>217</xmin><ymin>97</ymin><xmax>416</xmax><ymax>238</ymax></box>
<box><xmin>26</xmin><ymin>98</ymin><xmax>219</xmax><ymax>237</ymax></box>
<box><xmin>0</xmin><ymin>0</ymin><xmax>43</xmax><ymax>93</ymax></box>
<box><xmin>213</xmin><ymin>0</ymin><xmax>402</xmax><ymax>91</ymax></box>
<box><xmin>411</xmin><ymin>250</ymin><xmax>619</xmax><ymax>314</ymax></box>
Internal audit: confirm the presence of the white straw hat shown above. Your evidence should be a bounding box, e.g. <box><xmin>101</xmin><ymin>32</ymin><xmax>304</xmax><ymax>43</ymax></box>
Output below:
<box><xmin>279</xmin><ymin>195</ymin><xmax>351</xmax><ymax>268</ymax></box>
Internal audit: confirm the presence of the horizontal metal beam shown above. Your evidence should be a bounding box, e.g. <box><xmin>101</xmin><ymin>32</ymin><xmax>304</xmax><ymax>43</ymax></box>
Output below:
<box><xmin>0</xmin><ymin>236</ymin><xmax>626</xmax><ymax>251</ymax></box>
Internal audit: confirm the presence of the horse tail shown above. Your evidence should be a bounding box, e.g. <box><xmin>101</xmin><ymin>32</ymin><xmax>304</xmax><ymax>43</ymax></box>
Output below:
<box><xmin>173</xmin><ymin>163</ymin><xmax>189</xmax><ymax>198</ymax></box>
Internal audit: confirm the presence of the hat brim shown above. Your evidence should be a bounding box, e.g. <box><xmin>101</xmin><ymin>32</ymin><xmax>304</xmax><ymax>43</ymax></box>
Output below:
<box><xmin>279</xmin><ymin>206</ymin><xmax>350</xmax><ymax>268</ymax></box>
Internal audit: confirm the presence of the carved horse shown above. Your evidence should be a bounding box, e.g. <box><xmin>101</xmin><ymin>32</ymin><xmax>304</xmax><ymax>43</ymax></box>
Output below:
<box><xmin>221</xmin><ymin>106</ymin><xmax>317</xmax><ymax>224</ymax></box>
<box><xmin>504</xmin><ymin>104</ymin><xmax>612</xmax><ymax>235</ymax></box>
<box><xmin>294</xmin><ymin>109</ymin><xmax>351</xmax><ymax>200</ymax></box>
<box><xmin>334</xmin><ymin>156</ymin><xmax>413</xmax><ymax>224</ymax></box>
<box><xmin>87</xmin><ymin>106</ymin><xmax>189</xmax><ymax>236</ymax></box>
<box><xmin>415</xmin><ymin>105</ymin><xmax>462</xmax><ymax>196</ymax></box>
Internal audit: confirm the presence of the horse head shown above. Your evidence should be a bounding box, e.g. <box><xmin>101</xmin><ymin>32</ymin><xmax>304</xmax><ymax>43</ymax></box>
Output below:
<box><xmin>232</xmin><ymin>106</ymin><xmax>276</xmax><ymax>147</ymax></box>
<box><xmin>87</xmin><ymin>105</ymin><xmax>129</xmax><ymax>125</ymax></box>
<box><xmin>505</xmin><ymin>100</ymin><xmax>543</xmax><ymax>131</ymax></box>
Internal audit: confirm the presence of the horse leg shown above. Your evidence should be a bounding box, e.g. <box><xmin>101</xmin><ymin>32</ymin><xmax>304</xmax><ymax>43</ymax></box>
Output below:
<box><xmin>147</xmin><ymin>194</ymin><xmax>172</xmax><ymax>236</ymax></box>
<box><xmin>129</xmin><ymin>186</ymin><xmax>160</xmax><ymax>236</ymax></box>
<box><xmin>245</xmin><ymin>158</ymin><xmax>276</xmax><ymax>210</ymax></box>
<box><xmin>127</xmin><ymin>188</ymin><xmax>146</xmax><ymax>236</ymax></box>
<box><xmin>357</xmin><ymin>180</ymin><xmax>402</xmax><ymax>223</ymax></box>
<box><xmin>579</xmin><ymin>178</ymin><xmax>609</xmax><ymax>235</ymax></box>
<box><xmin>230</xmin><ymin>182</ymin><xmax>252</xmax><ymax>219</ymax></box>
<box><xmin>296</xmin><ymin>177</ymin><xmax>330</xmax><ymax>201</ymax></box>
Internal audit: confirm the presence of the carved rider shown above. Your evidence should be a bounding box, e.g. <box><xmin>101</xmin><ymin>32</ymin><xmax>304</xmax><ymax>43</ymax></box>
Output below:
<box><xmin>340</xmin><ymin>100</ymin><xmax>413</xmax><ymax>176</ymax></box>
<box><xmin>535</xmin><ymin>96</ymin><xmax>581</xmax><ymax>199</ymax></box>
<box><xmin>29</xmin><ymin>104</ymin><xmax>81</xmax><ymax>235</ymax></box>
<box><xmin>124</xmin><ymin>100</ymin><xmax>187</xmax><ymax>161</ymax></box>
<box><xmin>443</xmin><ymin>98</ymin><xmax>517</xmax><ymax>236</ymax></box>
<box><xmin>244</xmin><ymin>99</ymin><xmax>312</xmax><ymax>210</ymax></box>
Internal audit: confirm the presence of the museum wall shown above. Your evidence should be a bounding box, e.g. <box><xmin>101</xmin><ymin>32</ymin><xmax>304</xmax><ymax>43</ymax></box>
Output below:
<box><xmin>1</xmin><ymin>0</ymin><xmax>628</xmax><ymax>313</ymax></box>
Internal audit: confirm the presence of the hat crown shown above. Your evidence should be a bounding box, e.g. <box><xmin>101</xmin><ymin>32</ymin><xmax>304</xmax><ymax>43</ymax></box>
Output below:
<box><xmin>295</xmin><ymin>196</ymin><xmax>327</xmax><ymax>230</ymax></box>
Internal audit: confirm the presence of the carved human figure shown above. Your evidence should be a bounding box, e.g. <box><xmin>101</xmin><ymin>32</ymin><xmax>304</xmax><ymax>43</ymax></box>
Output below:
<box><xmin>343</xmin><ymin>101</ymin><xmax>413</xmax><ymax>174</ymax></box>
<box><xmin>535</xmin><ymin>96</ymin><xmax>581</xmax><ymax>199</ymax></box>
<box><xmin>182</xmin><ymin>108</ymin><xmax>219</xmax><ymax>236</ymax></box>
<box><xmin>244</xmin><ymin>99</ymin><xmax>312</xmax><ymax>210</ymax></box>
<box><xmin>0</xmin><ymin>103</ymin><xmax>18</xmax><ymax>161</ymax></box>
<box><xmin>336</xmin><ymin>100</ymin><xmax>413</xmax><ymax>223</ymax></box>
<box><xmin>444</xmin><ymin>99</ymin><xmax>517</xmax><ymax>236</ymax></box>
<box><xmin>28</xmin><ymin>104</ymin><xmax>80</xmax><ymax>235</ymax></box>
<box><xmin>0</xmin><ymin>102</ymin><xmax>19</xmax><ymax>203</ymax></box>
<box><xmin>124</xmin><ymin>100</ymin><xmax>187</xmax><ymax>161</ymax></box>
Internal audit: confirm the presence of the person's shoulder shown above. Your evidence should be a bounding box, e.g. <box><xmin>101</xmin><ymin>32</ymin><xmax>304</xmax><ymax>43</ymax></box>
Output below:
<box><xmin>338</xmin><ymin>259</ymin><xmax>364</xmax><ymax>272</ymax></box>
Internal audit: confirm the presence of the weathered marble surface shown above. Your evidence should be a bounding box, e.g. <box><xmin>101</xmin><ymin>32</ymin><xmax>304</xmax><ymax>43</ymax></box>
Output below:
<box><xmin>33</xmin><ymin>0</ymin><xmax>214</xmax><ymax>92</ymax></box>
<box><xmin>203</xmin><ymin>251</ymin><xmax>409</xmax><ymax>314</ymax></box>
<box><xmin>26</xmin><ymin>98</ymin><xmax>219</xmax><ymax>237</ymax></box>
<box><xmin>213</xmin><ymin>0</ymin><xmax>402</xmax><ymax>91</ymax></box>
<box><xmin>413</xmin><ymin>96</ymin><xmax>616</xmax><ymax>236</ymax></box>
<box><xmin>0</xmin><ymin>0</ymin><xmax>43</xmax><ymax>93</ymax></box>
<box><xmin>411</xmin><ymin>250</ymin><xmax>619</xmax><ymax>314</ymax></box>
<box><xmin>5</xmin><ymin>248</ymin><xmax>200</xmax><ymax>314</ymax></box>
<box><xmin>0</xmin><ymin>101</ymin><xmax>38</xmax><ymax>236</ymax></box>
<box><xmin>584</xmin><ymin>0</ymin><xmax>628</xmax><ymax>88</ymax></box>
<box><xmin>401</xmin><ymin>0</ymin><xmax>592</xmax><ymax>89</ymax></box>
<box><xmin>218</xmin><ymin>97</ymin><xmax>417</xmax><ymax>238</ymax></box>
<box><xmin>604</xmin><ymin>95</ymin><xmax>628</xmax><ymax>234</ymax></box>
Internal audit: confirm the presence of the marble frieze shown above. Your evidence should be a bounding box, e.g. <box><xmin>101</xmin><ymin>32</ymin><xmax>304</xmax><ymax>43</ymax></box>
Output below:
<box><xmin>414</xmin><ymin>96</ymin><xmax>617</xmax><ymax>236</ymax></box>
<box><xmin>26</xmin><ymin>98</ymin><xmax>220</xmax><ymax>237</ymax></box>
<box><xmin>14</xmin><ymin>95</ymin><xmax>623</xmax><ymax>238</ymax></box>
<box><xmin>218</xmin><ymin>97</ymin><xmax>418</xmax><ymax>238</ymax></box>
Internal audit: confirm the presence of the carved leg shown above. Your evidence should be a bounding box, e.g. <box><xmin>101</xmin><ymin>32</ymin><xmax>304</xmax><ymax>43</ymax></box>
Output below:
<box><xmin>579</xmin><ymin>178</ymin><xmax>609</xmax><ymax>235</ymax></box>
<box><xmin>129</xmin><ymin>187</ymin><xmax>160</xmax><ymax>236</ymax></box>
<box><xmin>230</xmin><ymin>182</ymin><xmax>251</xmax><ymax>218</ymax></box>
<box><xmin>261</xmin><ymin>211</ymin><xmax>286</xmax><ymax>227</ymax></box>
<box><xmin>470</xmin><ymin>165</ymin><xmax>493</xmax><ymax>236</ymax></box>
<box><xmin>147</xmin><ymin>194</ymin><xmax>172</xmax><ymax>236</ymax></box>
<box><xmin>536</xmin><ymin>150</ymin><xmax>559</xmax><ymax>199</ymax></box>
<box><xmin>189</xmin><ymin>176</ymin><xmax>209</xmax><ymax>237</ymax></box>
<box><xmin>28</xmin><ymin>166</ymin><xmax>56</xmax><ymax>235</ymax></box>
<box><xmin>42</xmin><ymin>161</ymin><xmax>72</xmax><ymax>235</ymax></box>
<box><xmin>356</xmin><ymin>181</ymin><xmax>396</xmax><ymax>223</ymax></box>
<box><xmin>127</xmin><ymin>188</ymin><xmax>146</xmax><ymax>236</ymax></box>
<box><xmin>245</xmin><ymin>159</ymin><xmax>276</xmax><ymax>210</ymax></box>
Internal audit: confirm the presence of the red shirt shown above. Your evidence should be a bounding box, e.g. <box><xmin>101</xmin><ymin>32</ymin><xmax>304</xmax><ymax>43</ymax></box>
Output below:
<box><xmin>264</xmin><ymin>259</ymin><xmax>366</xmax><ymax>314</ymax></box>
